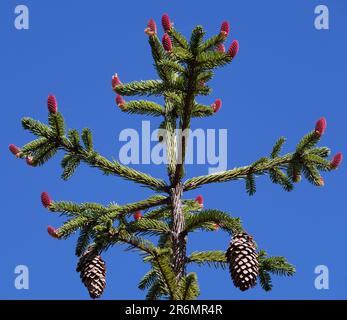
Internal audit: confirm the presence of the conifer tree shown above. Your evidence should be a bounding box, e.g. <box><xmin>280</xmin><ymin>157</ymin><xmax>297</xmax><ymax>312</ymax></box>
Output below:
<box><xmin>10</xmin><ymin>14</ymin><xmax>343</xmax><ymax>299</ymax></box>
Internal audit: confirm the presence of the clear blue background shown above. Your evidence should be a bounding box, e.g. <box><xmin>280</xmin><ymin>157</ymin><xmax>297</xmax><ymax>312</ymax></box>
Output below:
<box><xmin>1</xmin><ymin>0</ymin><xmax>346</xmax><ymax>299</ymax></box>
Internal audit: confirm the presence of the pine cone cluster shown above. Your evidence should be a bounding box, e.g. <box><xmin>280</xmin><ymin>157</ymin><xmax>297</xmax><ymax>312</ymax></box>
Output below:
<box><xmin>76</xmin><ymin>247</ymin><xmax>106</xmax><ymax>299</ymax></box>
<box><xmin>226</xmin><ymin>232</ymin><xmax>259</xmax><ymax>291</ymax></box>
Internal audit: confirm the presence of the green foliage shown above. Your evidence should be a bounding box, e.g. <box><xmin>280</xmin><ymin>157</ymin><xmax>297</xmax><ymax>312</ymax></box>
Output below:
<box><xmin>61</xmin><ymin>154</ymin><xmax>80</xmax><ymax>180</ymax></box>
<box><xmin>258</xmin><ymin>250</ymin><xmax>296</xmax><ymax>291</ymax></box>
<box><xmin>199</xmin><ymin>33</ymin><xmax>225</xmax><ymax>52</ymax></box>
<box><xmin>157</xmin><ymin>59</ymin><xmax>185</xmax><ymax>75</ymax></box>
<box><xmin>152</xmin><ymin>254</ymin><xmax>179</xmax><ymax>300</ymax></box>
<box><xmin>127</xmin><ymin>218</ymin><xmax>171</xmax><ymax>237</ymax></box>
<box><xmin>48</xmin><ymin>112</ymin><xmax>65</xmax><ymax>138</ymax></box>
<box><xmin>22</xmin><ymin>117</ymin><xmax>53</xmax><ymax>138</ymax></box>
<box><xmin>191</xmin><ymin>103</ymin><xmax>214</xmax><ymax>118</ymax></box>
<box><xmin>58</xmin><ymin>215</ymin><xmax>90</xmax><ymax>239</ymax></box>
<box><xmin>149</xmin><ymin>35</ymin><xmax>172</xmax><ymax>81</ymax></box>
<box><xmin>145</xmin><ymin>281</ymin><xmax>163</xmax><ymax>300</ymax></box>
<box><xmin>188</xmin><ymin>251</ymin><xmax>227</xmax><ymax>269</ymax></box>
<box><xmin>197</xmin><ymin>51</ymin><xmax>231</xmax><ymax>69</ymax></box>
<box><xmin>115</xmin><ymin>80</ymin><xmax>165</xmax><ymax>97</ymax></box>
<box><xmin>271</xmin><ymin>136</ymin><xmax>286</xmax><ymax>158</ymax></box>
<box><xmin>177</xmin><ymin>272</ymin><xmax>200</xmax><ymax>300</ymax></box>
<box><xmin>168</xmin><ymin>28</ymin><xmax>189</xmax><ymax>49</ymax></box>
<box><xmin>269</xmin><ymin>168</ymin><xmax>293</xmax><ymax>192</ymax></box>
<box><xmin>138</xmin><ymin>269</ymin><xmax>158</xmax><ymax>290</ymax></box>
<box><xmin>21</xmin><ymin>137</ymin><xmax>48</xmax><ymax>153</ymax></box>
<box><xmin>122</xmin><ymin>100</ymin><xmax>164</xmax><ymax>117</ymax></box>
<box><xmin>75</xmin><ymin>224</ymin><xmax>94</xmax><ymax>256</ymax></box>
<box><xmin>171</xmin><ymin>47</ymin><xmax>193</xmax><ymax>61</ymax></box>
<box><xmin>81</xmin><ymin>128</ymin><xmax>93</xmax><ymax>151</ymax></box>
<box><xmin>31</xmin><ymin>142</ymin><xmax>58</xmax><ymax>166</ymax></box>
<box><xmin>184</xmin><ymin>209</ymin><xmax>243</xmax><ymax>234</ymax></box>
<box><xmin>190</xmin><ymin>26</ymin><xmax>205</xmax><ymax>53</ymax></box>
<box><xmin>296</xmin><ymin>131</ymin><xmax>320</xmax><ymax>154</ymax></box>
<box><xmin>245</xmin><ymin>174</ymin><xmax>256</xmax><ymax>196</ymax></box>
<box><xmin>144</xmin><ymin>206</ymin><xmax>170</xmax><ymax>219</ymax></box>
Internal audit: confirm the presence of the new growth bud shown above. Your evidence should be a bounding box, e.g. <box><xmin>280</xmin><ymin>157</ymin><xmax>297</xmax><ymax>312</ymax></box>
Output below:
<box><xmin>228</xmin><ymin>40</ymin><xmax>239</xmax><ymax>58</ymax></box>
<box><xmin>211</xmin><ymin>99</ymin><xmax>222</xmax><ymax>113</ymax></box>
<box><xmin>116</xmin><ymin>94</ymin><xmax>126</xmax><ymax>108</ymax></box>
<box><xmin>47</xmin><ymin>95</ymin><xmax>58</xmax><ymax>113</ymax></box>
<box><xmin>315</xmin><ymin>117</ymin><xmax>327</xmax><ymax>137</ymax></box>
<box><xmin>41</xmin><ymin>192</ymin><xmax>52</xmax><ymax>208</ymax></box>
<box><xmin>145</xmin><ymin>18</ymin><xmax>157</xmax><ymax>36</ymax></box>
<box><xmin>162</xmin><ymin>33</ymin><xmax>172</xmax><ymax>52</ymax></box>
<box><xmin>161</xmin><ymin>13</ymin><xmax>172</xmax><ymax>32</ymax></box>
<box><xmin>220</xmin><ymin>21</ymin><xmax>230</xmax><ymax>38</ymax></box>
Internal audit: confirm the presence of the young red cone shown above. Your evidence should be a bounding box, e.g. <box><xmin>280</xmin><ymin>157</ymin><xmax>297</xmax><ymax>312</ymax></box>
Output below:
<box><xmin>228</xmin><ymin>40</ymin><xmax>239</xmax><ymax>58</ymax></box>
<box><xmin>211</xmin><ymin>99</ymin><xmax>222</xmax><ymax>113</ymax></box>
<box><xmin>213</xmin><ymin>223</ymin><xmax>220</xmax><ymax>231</ymax></box>
<box><xmin>111</xmin><ymin>73</ymin><xmax>122</xmax><ymax>89</ymax></box>
<box><xmin>315</xmin><ymin>117</ymin><xmax>327</xmax><ymax>136</ymax></box>
<box><xmin>317</xmin><ymin>177</ymin><xmax>325</xmax><ymax>187</ymax></box>
<box><xmin>47</xmin><ymin>95</ymin><xmax>58</xmax><ymax>113</ymax></box>
<box><xmin>162</xmin><ymin>33</ymin><xmax>172</xmax><ymax>52</ymax></box>
<box><xmin>330</xmin><ymin>152</ymin><xmax>343</xmax><ymax>169</ymax></box>
<box><xmin>26</xmin><ymin>157</ymin><xmax>34</xmax><ymax>166</ymax></box>
<box><xmin>41</xmin><ymin>192</ymin><xmax>52</xmax><ymax>208</ymax></box>
<box><xmin>9</xmin><ymin>144</ymin><xmax>21</xmax><ymax>157</ymax></box>
<box><xmin>161</xmin><ymin>13</ymin><xmax>172</xmax><ymax>32</ymax></box>
<box><xmin>216</xmin><ymin>43</ymin><xmax>225</xmax><ymax>53</ymax></box>
<box><xmin>134</xmin><ymin>211</ymin><xmax>142</xmax><ymax>221</ymax></box>
<box><xmin>47</xmin><ymin>226</ymin><xmax>59</xmax><ymax>239</ymax></box>
<box><xmin>145</xmin><ymin>18</ymin><xmax>157</xmax><ymax>36</ymax></box>
<box><xmin>116</xmin><ymin>94</ymin><xmax>125</xmax><ymax>108</ymax></box>
<box><xmin>195</xmin><ymin>195</ymin><xmax>204</xmax><ymax>207</ymax></box>
<box><xmin>220</xmin><ymin>21</ymin><xmax>230</xmax><ymax>38</ymax></box>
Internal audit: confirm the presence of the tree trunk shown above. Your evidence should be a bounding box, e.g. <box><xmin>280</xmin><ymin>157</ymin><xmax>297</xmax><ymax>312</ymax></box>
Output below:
<box><xmin>170</xmin><ymin>182</ymin><xmax>186</xmax><ymax>281</ymax></box>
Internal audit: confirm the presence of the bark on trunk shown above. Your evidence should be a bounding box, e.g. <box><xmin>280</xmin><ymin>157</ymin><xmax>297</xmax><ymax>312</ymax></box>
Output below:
<box><xmin>170</xmin><ymin>182</ymin><xmax>186</xmax><ymax>281</ymax></box>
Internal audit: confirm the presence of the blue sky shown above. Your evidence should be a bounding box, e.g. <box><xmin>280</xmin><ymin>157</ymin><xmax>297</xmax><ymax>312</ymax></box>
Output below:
<box><xmin>1</xmin><ymin>0</ymin><xmax>346</xmax><ymax>299</ymax></box>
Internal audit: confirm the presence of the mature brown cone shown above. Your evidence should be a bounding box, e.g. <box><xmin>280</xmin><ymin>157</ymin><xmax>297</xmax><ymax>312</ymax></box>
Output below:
<box><xmin>226</xmin><ymin>232</ymin><xmax>259</xmax><ymax>291</ymax></box>
<box><xmin>76</xmin><ymin>247</ymin><xmax>106</xmax><ymax>299</ymax></box>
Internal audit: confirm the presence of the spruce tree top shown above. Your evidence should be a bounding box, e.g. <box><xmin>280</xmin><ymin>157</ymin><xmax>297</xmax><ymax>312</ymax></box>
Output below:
<box><xmin>10</xmin><ymin>14</ymin><xmax>342</xmax><ymax>299</ymax></box>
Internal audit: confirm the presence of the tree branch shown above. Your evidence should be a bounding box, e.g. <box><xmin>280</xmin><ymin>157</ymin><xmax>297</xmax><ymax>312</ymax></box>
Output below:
<box><xmin>184</xmin><ymin>154</ymin><xmax>293</xmax><ymax>191</ymax></box>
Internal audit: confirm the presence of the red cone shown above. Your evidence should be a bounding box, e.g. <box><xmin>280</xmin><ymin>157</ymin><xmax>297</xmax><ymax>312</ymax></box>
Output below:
<box><xmin>145</xmin><ymin>18</ymin><xmax>157</xmax><ymax>36</ymax></box>
<box><xmin>26</xmin><ymin>157</ymin><xmax>34</xmax><ymax>166</ymax></box>
<box><xmin>220</xmin><ymin>21</ymin><xmax>230</xmax><ymax>38</ymax></box>
<box><xmin>317</xmin><ymin>177</ymin><xmax>325</xmax><ymax>187</ymax></box>
<box><xmin>111</xmin><ymin>74</ymin><xmax>122</xmax><ymax>89</ymax></box>
<box><xmin>134</xmin><ymin>211</ymin><xmax>142</xmax><ymax>221</ymax></box>
<box><xmin>41</xmin><ymin>192</ymin><xmax>52</xmax><ymax>208</ymax></box>
<box><xmin>47</xmin><ymin>95</ymin><xmax>58</xmax><ymax>113</ymax></box>
<box><xmin>116</xmin><ymin>95</ymin><xmax>125</xmax><ymax>108</ymax></box>
<box><xmin>211</xmin><ymin>99</ymin><xmax>222</xmax><ymax>113</ymax></box>
<box><xmin>162</xmin><ymin>33</ymin><xmax>172</xmax><ymax>52</ymax></box>
<box><xmin>161</xmin><ymin>13</ymin><xmax>172</xmax><ymax>31</ymax></box>
<box><xmin>228</xmin><ymin>40</ymin><xmax>239</xmax><ymax>58</ymax></box>
<box><xmin>9</xmin><ymin>144</ymin><xmax>21</xmax><ymax>156</ymax></box>
<box><xmin>216</xmin><ymin>43</ymin><xmax>225</xmax><ymax>53</ymax></box>
<box><xmin>315</xmin><ymin>117</ymin><xmax>327</xmax><ymax>136</ymax></box>
<box><xmin>47</xmin><ymin>226</ymin><xmax>59</xmax><ymax>239</ymax></box>
<box><xmin>195</xmin><ymin>195</ymin><xmax>204</xmax><ymax>207</ymax></box>
<box><xmin>330</xmin><ymin>152</ymin><xmax>343</xmax><ymax>169</ymax></box>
